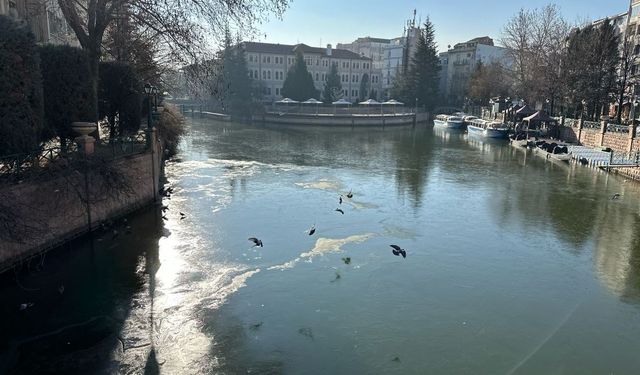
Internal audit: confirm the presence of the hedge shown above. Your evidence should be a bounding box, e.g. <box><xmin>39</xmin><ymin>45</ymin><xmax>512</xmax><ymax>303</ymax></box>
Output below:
<box><xmin>99</xmin><ymin>62</ymin><xmax>142</xmax><ymax>138</ymax></box>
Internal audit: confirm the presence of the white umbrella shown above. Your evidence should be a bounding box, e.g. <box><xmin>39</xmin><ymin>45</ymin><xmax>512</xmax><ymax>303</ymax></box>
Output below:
<box><xmin>276</xmin><ymin>97</ymin><xmax>299</xmax><ymax>104</ymax></box>
<box><xmin>382</xmin><ymin>99</ymin><xmax>404</xmax><ymax>105</ymax></box>
<box><xmin>358</xmin><ymin>99</ymin><xmax>381</xmax><ymax>105</ymax></box>
<box><xmin>302</xmin><ymin>98</ymin><xmax>323</xmax><ymax>104</ymax></box>
<box><xmin>382</xmin><ymin>99</ymin><xmax>404</xmax><ymax>114</ymax></box>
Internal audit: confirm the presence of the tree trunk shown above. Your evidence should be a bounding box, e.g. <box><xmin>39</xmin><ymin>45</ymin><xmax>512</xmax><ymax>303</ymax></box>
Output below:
<box><xmin>88</xmin><ymin>46</ymin><xmax>101</xmax><ymax>140</ymax></box>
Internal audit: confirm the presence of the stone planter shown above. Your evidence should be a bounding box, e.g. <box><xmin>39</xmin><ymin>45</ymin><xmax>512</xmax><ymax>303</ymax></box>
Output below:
<box><xmin>71</xmin><ymin>122</ymin><xmax>97</xmax><ymax>155</ymax></box>
<box><xmin>71</xmin><ymin>122</ymin><xmax>97</xmax><ymax>136</ymax></box>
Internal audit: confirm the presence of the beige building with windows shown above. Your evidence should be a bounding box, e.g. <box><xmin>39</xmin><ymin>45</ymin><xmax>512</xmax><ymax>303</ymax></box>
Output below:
<box><xmin>243</xmin><ymin>42</ymin><xmax>383</xmax><ymax>102</ymax></box>
<box><xmin>1</xmin><ymin>0</ymin><xmax>77</xmax><ymax>45</ymax></box>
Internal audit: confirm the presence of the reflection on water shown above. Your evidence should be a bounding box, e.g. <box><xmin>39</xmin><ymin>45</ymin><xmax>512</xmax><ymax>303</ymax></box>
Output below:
<box><xmin>2</xmin><ymin>120</ymin><xmax>640</xmax><ymax>374</ymax></box>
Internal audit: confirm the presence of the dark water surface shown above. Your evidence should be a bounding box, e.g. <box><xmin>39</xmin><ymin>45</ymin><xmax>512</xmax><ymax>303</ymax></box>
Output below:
<box><xmin>2</xmin><ymin>120</ymin><xmax>640</xmax><ymax>374</ymax></box>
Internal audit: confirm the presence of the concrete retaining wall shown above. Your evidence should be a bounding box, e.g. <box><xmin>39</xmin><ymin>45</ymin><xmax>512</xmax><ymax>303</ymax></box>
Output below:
<box><xmin>0</xmin><ymin>133</ymin><xmax>163</xmax><ymax>273</ymax></box>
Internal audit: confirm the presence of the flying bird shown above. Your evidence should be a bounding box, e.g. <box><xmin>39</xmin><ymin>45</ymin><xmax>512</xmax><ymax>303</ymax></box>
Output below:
<box><xmin>308</xmin><ymin>225</ymin><xmax>316</xmax><ymax>236</ymax></box>
<box><xmin>19</xmin><ymin>302</ymin><xmax>34</xmax><ymax>311</ymax></box>
<box><xmin>390</xmin><ymin>245</ymin><xmax>407</xmax><ymax>258</ymax></box>
<box><xmin>346</xmin><ymin>190</ymin><xmax>353</xmax><ymax>199</ymax></box>
<box><xmin>335</xmin><ymin>208</ymin><xmax>344</xmax><ymax>215</ymax></box>
<box><xmin>342</xmin><ymin>257</ymin><xmax>351</xmax><ymax>265</ymax></box>
<box><xmin>611</xmin><ymin>193</ymin><xmax>621</xmax><ymax>200</ymax></box>
<box><xmin>339</xmin><ymin>195</ymin><xmax>343</xmax><ymax>205</ymax></box>
<box><xmin>248</xmin><ymin>237</ymin><xmax>263</xmax><ymax>247</ymax></box>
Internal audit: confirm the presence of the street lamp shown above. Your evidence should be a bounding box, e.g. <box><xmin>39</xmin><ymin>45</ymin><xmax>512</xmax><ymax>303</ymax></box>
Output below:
<box><xmin>152</xmin><ymin>86</ymin><xmax>159</xmax><ymax>111</ymax></box>
<box><xmin>144</xmin><ymin>83</ymin><xmax>153</xmax><ymax>129</ymax></box>
<box><xmin>581</xmin><ymin>99</ymin><xmax>587</xmax><ymax>119</ymax></box>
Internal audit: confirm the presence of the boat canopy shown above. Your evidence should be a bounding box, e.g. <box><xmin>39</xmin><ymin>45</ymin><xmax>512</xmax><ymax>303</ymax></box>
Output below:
<box><xmin>516</xmin><ymin>105</ymin><xmax>535</xmax><ymax>116</ymax></box>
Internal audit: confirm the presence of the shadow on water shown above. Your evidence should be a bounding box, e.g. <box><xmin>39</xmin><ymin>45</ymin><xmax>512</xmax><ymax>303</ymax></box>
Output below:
<box><xmin>0</xmin><ymin>206</ymin><xmax>164</xmax><ymax>374</ymax></box>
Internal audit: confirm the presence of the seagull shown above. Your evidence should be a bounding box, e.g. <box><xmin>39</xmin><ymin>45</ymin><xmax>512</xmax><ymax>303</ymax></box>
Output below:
<box><xmin>180</xmin><ymin>212</ymin><xmax>186</xmax><ymax>216</ymax></box>
<box><xmin>335</xmin><ymin>208</ymin><xmax>344</xmax><ymax>215</ymax></box>
<box><xmin>308</xmin><ymin>225</ymin><xmax>316</xmax><ymax>236</ymax></box>
<box><xmin>346</xmin><ymin>190</ymin><xmax>353</xmax><ymax>199</ymax></box>
<box><xmin>342</xmin><ymin>257</ymin><xmax>351</xmax><ymax>265</ymax></box>
<box><xmin>390</xmin><ymin>245</ymin><xmax>407</xmax><ymax>258</ymax></box>
<box><xmin>162</xmin><ymin>215</ymin><xmax>168</xmax><ymax>221</ymax></box>
<box><xmin>611</xmin><ymin>193</ymin><xmax>621</xmax><ymax>200</ymax></box>
<box><xmin>248</xmin><ymin>237</ymin><xmax>263</xmax><ymax>247</ymax></box>
<box><xmin>339</xmin><ymin>196</ymin><xmax>343</xmax><ymax>205</ymax></box>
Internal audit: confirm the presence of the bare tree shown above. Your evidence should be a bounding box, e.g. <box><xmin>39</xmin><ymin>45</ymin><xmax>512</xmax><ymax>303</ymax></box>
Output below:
<box><xmin>616</xmin><ymin>40</ymin><xmax>638</xmax><ymax>123</ymax></box>
<box><xmin>56</xmin><ymin>0</ymin><xmax>289</xmax><ymax>121</ymax></box>
<box><xmin>502</xmin><ymin>4</ymin><xmax>570</xmax><ymax>110</ymax></box>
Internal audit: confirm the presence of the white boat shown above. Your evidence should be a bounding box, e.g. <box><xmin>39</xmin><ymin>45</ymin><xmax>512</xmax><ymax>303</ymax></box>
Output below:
<box><xmin>467</xmin><ymin>119</ymin><xmax>510</xmax><ymax>139</ymax></box>
<box><xmin>434</xmin><ymin>114</ymin><xmax>465</xmax><ymax>129</ymax></box>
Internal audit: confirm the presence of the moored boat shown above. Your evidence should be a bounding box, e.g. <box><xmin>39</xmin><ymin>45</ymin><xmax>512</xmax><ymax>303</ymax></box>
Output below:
<box><xmin>467</xmin><ymin>119</ymin><xmax>510</xmax><ymax>139</ymax></box>
<box><xmin>533</xmin><ymin>140</ymin><xmax>572</xmax><ymax>162</ymax></box>
<box><xmin>434</xmin><ymin>114</ymin><xmax>465</xmax><ymax>129</ymax></box>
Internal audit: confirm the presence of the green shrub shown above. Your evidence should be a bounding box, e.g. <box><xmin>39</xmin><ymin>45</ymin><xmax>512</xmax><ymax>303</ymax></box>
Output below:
<box><xmin>0</xmin><ymin>15</ymin><xmax>45</xmax><ymax>156</ymax></box>
<box><xmin>98</xmin><ymin>62</ymin><xmax>142</xmax><ymax>138</ymax></box>
<box><xmin>39</xmin><ymin>45</ymin><xmax>95</xmax><ymax>146</ymax></box>
<box><xmin>156</xmin><ymin>104</ymin><xmax>186</xmax><ymax>157</ymax></box>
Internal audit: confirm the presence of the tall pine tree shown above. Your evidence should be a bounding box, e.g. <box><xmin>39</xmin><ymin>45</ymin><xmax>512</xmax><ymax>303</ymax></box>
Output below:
<box><xmin>219</xmin><ymin>30</ymin><xmax>253</xmax><ymax>119</ymax></box>
<box><xmin>358</xmin><ymin>73</ymin><xmax>370</xmax><ymax>102</ymax></box>
<box><xmin>323</xmin><ymin>63</ymin><xmax>342</xmax><ymax>103</ymax></box>
<box><xmin>282</xmin><ymin>51</ymin><xmax>318</xmax><ymax>101</ymax></box>
<box><xmin>410</xmin><ymin>18</ymin><xmax>441</xmax><ymax>111</ymax></box>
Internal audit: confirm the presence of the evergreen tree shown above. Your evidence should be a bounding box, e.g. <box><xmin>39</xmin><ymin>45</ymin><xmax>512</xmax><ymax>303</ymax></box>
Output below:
<box><xmin>358</xmin><ymin>73</ymin><xmax>370</xmax><ymax>102</ymax></box>
<box><xmin>323</xmin><ymin>63</ymin><xmax>342</xmax><ymax>103</ymax></box>
<box><xmin>219</xmin><ymin>29</ymin><xmax>254</xmax><ymax>119</ymax></box>
<box><xmin>282</xmin><ymin>51</ymin><xmax>318</xmax><ymax>101</ymax></box>
<box><xmin>410</xmin><ymin>18</ymin><xmax>441</xmax><ymax>110</ymax></box>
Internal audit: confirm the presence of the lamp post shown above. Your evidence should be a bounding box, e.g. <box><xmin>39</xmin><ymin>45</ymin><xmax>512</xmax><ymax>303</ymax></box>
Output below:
<box><xmin>152</xmin><ymin>86</ymin><xmax>159</xmax><ymax>111</ymax></box>
<box><xmin>144</xmin><ymin>83</ymin><xmax>153</xmax><ymax>129</ymax></box>
<box><xmin>581</xmin><ymin>99</ymin><xmax>587</xmax><ymax>119</ymax></box>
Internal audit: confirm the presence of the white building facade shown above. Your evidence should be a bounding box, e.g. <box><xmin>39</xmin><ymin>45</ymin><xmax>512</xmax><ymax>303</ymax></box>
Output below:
<box><xmin>243</xmin><ymin>42</ymin><xmax>382</xmax><ymax>102</ymax></box>
<box><xmin>440</xmin><ymin>36</ymin><xmax>509</xmax><ymax>105</ymax></box>
<box><xmin>1</xmin><ymin>0</ymin><xmax>77</xmax><ymax>45</ymax></box>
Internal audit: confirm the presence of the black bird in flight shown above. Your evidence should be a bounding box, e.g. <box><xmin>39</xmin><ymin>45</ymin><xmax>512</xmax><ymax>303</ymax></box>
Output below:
<box><xmin>335</xmin><ymin>208</ymin><xmax>345</xmax><ymax>215</ymax></box>
<box><xmin>346</xmin><ymin>190</ymin><xmax>353</xmax><ymax>199</ymax></box>
<box><xmin>611</xmin><ymin>193</ymin><xmax>621</xmax><ymax>200</ymax></box>
<box><xmin>308</xmin><ymin>225</ymin><xmax>316</xmax><ymax>236</ymax></box>
<box><xmin>248</xmin><ymin>237</ymin><xmax>263</xmax><ymax>247</ymax></box>
<box><xmin>339</xmin><ymin>195</ymin><xmax>343</xmax><ymax>205</ymax></box>
<box><xmin>390</xmin><ymin>245</ymin><xmax>407</xmax><ymax>258</ymax></box>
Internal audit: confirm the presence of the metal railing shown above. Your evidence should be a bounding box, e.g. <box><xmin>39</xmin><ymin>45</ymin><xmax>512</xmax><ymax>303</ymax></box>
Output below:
<box><xmin>606</xmin><ymin>123</ymin><xmax>630</xmax><ymax>134</ymax></box>
<box><xmin>582</xmin><ymin>120</ymin><xmax>600</xmax><ymax>129</ymax></box>
<box><xmin>0</xmin><ymin>132</ymin><xmax>148</xmax><ymax>179</ymax></box>
<box><xmin>0</xmin><ymin>145</ymin><xmax>76</xmax><ymax>178</ymax></box>
<box><xmin>564</xmin><ymin>118</ymin><xmax>577</xmax><ymax>128</ymax></box>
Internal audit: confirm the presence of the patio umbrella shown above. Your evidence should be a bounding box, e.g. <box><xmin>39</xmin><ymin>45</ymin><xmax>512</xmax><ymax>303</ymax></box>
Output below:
<box><xmin>302</xmin><ymin>98</ymin><xmax>323</xmax><ymax>114</ymax></box>
<box><xmin>332</xmin><ymin>98</ymin><xmax>352</xmax><ymax>115</ymax></box>
<box><xmin>275</xmin><ymin>97</ymin><xmax>299</xmax><ymax>113</ymax></box>
<box><xmin>359</xmin><ymin>99</ymin><xmax>382</xmax><ymax>114</ymax></box>
<box><xmin>382</xmin><ymin>99</ymin><xmax>404</xmax><ymax>114</ymax></box>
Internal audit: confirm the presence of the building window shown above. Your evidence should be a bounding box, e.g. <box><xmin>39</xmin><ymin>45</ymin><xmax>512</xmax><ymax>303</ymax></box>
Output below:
<box><xmin>249</xmin><ymin>55</ymin><xmax>253</xmax><ymax>63</ymax></box>
<box><xmin>276</xmin><ymin>87</ymin><xmax>280</xmax><ymax>95</ymax></box>
<box><xmin>255</xmin><ymin>70</ymin><xmax>259</xmax><ymax>78</ymax></box>
<box><xmin>315</xmin><ymin>73</ymin><xmax>319</xmax><ymax>81</ymax></box>
<box><xmin>263</xmin><ymin>56</ymin><xmax>266</xmax><ymax>63</ymax></box>
<box><xmin>267</xmin><ymin>87</ymin><xmax>271</xmax><ymax>95</ymax></box>
<box><xmin>266</xmin><ymin>56</ymin><xmax>271</xmax><ymax>63</ymax></box>
<box><xmin>267</xmin><ymin>70</ymin><xmax>271</xmax><ymax>79</ymax></box>
<box><xmin>355</xmin><ymin>89</ymin><xmax>358</xmax><ymax>98</ymax></box>
<box><xmin>262</xmin><ymin>70</ymin><xmax>266</xmax><ymax>79</ymax></box>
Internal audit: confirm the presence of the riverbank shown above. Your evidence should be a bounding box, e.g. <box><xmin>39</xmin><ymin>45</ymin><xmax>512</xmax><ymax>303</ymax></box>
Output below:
<box><xmin>0</xmin><ymin>130</ymin><xmax>164</xmax><ymax>274</ymax></box>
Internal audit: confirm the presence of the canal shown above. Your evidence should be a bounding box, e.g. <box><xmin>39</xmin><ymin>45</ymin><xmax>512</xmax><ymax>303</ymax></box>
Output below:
<box><xmin>2</xmin><ymin>119</ymin><xmax>640</xmax><ymax>374</ymax></box>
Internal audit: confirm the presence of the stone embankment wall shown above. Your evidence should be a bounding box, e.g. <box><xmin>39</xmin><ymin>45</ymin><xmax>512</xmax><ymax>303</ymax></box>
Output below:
<box><xmin>559</xmin><ymin>119</ymin><xmax>640</xmax><ymax>180</ymax></box>
<box><xmin>0</xmin><ymin>133</ymin><xmax>162</xmax><ymax>273</ymax></box>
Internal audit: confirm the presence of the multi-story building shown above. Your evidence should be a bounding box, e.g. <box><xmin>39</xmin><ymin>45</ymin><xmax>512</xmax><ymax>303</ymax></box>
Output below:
<box><xmin>337</xmin><ymin>37</ymin><xmax>390</xmax><ymax>71</ymax></box>
<box><xmin>440</xmin><ymin>36</ymin><xmax>509</xmax><ymax>105</ymax></box>
<box><xmin>1</xmin><ymin>0</ymin><xmax>77</xmax><ymax>45</ymax></box>
<box><xmin>242</xmin><ymin>42</ymin><xmax>383</xmax><ymax>102</ymax></box>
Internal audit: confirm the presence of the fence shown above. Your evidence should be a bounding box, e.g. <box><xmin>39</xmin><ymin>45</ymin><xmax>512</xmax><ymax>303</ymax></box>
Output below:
<box><xmin>0</xmin><ymin>132</ymin><xmax>148</xmax><ymax>180</ymax></box>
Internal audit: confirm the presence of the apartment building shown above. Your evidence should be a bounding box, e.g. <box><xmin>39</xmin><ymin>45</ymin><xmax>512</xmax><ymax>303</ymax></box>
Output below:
<box><xmin>243</xmin><ymin>42</ymin><xmax>382</xmax><ymax>102</ymax></box>
<box><xmin>1</xmin><ymin>0</ymin><xmax>77</xmax><ymax>45</ymax></box>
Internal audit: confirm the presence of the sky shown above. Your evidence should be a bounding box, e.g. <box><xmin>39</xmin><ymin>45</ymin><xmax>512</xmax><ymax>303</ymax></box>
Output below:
<box><xmin>255</xmin><ymin>0</ymin><xmax>630</xmax><ymax>53</ymax></box>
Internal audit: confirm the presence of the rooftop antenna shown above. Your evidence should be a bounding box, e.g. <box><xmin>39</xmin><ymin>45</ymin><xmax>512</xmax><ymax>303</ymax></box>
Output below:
<box><xmin>412</xmin><ymin>9</ymin><xmax>416</xmax><ymax>28</ymax></box>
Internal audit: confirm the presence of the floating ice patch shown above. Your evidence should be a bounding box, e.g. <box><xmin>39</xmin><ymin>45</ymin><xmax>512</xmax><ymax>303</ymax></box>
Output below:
<box><xmin>295</xmin><ymin>179</ymin><xmax>341</xmax><ymax>191</ymax></box>
<box><xmin>268</xmin><ymin>233</ymin><xmax>375</xmax><ymax>271</ymax></box>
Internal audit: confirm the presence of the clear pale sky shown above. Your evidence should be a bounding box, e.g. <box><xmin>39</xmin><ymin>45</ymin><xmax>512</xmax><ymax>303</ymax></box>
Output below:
<box><xmin>256</xmin><ymin>0</ymin><xmax>630</xmax><ymax>53</ymax></box>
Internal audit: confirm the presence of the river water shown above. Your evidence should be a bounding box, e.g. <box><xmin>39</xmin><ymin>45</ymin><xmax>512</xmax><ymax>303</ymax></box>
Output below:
<box><xmin>2</xmin><ymin>119</ymin><xmax>640</xmax><ymax>374</ymax></box>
